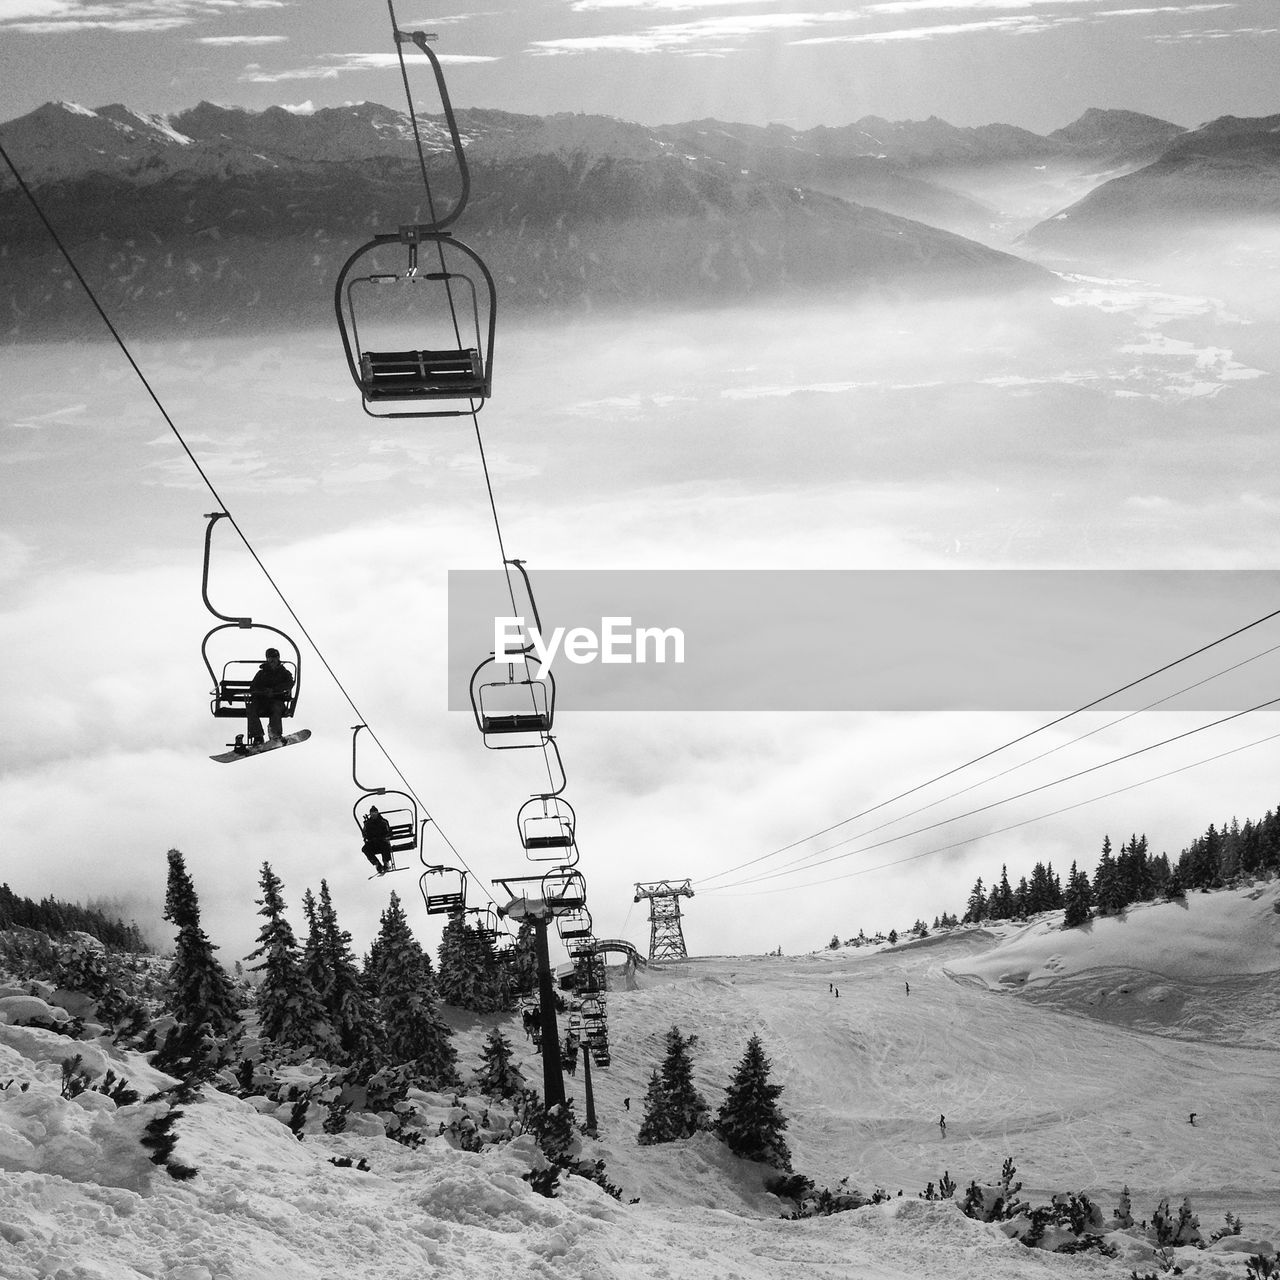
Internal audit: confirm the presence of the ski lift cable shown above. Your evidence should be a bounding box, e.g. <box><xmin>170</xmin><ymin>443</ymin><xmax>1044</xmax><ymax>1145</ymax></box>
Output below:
<box><xmin>383</xmin><ymin>12</ymin><xmax>566</xmax><ymax>816</ymax></box>
<box><xmin>701</xmin><ymin>693</ymin><xmax>1280</xmax><ymax>893</ymax></box>
<box><xmin>696</xmin><ymin>604</ymin><xmax>1280</xmax><ymax>888</ymax></box>
<box><xmin>0</xmin><ymin>139</ymin><xmax>512</xmax><ymax>918</ymax></box>
<box><xmin>388</xmin><ymin>0</ymin><xmax>468</xmax><ymax>357</ymax></box>
<box><xmin>710</xmin><ymin>637</ymin><xmax>1280</xmax><ymax>888</ymax></box>
<box><xmin>710</xmin><ymin>727</ymin><xmax>1280</xmax><ymax>898</ymax></box>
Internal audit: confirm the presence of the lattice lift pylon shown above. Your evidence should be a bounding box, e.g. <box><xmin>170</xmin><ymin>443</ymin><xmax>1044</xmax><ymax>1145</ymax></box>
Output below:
<box><xmin>633</xmin><ymin>879</ymin><xmax>694</xmax><ymax>962</ymax></box>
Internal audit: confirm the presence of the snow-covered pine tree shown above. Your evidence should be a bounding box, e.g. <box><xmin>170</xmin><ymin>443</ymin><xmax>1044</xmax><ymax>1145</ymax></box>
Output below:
<box><xmin>507</xmin><ymin>918</ymin><xmax>539</xmax><ymax>997</ymax></box>
<box><xmin>435</xmin><ymin>915</ymin><xmax>509</xmax><ymax>1013</ymax></box>
<box><xmin>245</xmin><ymin>862</ymin><xmax>325</xmax><ymax>1052</ymax></box>
<box><xmin>162</xmin><ymin>848</ymin><xmax>241</xmax><ymax>1040</ymax></box>
<box><xmin>714</xmin><ymin>1034</ymin><xmax>791</xmax><ymax>1170</ymax></box>
<box><xmin>466</xmin><ymin>918</ymin><xmax>512</xmax><ymax>1013</ymax></box>
<box><xmin>368</xmin><ymin>891</ymin><xmax>459</xmax><ymax>1089</ymax></box>
<box><xmin>435</xmin><ymin>912</ymin><xmax>470</xmax><ymax>1007</ymax></box>
<box><xmin>314</xmin><ymin>880</ymin><xmax>378</xmax><ymax>1063</ymax></box>
<box><xmin>298</xmin><ymin>888</ymin><xmax>342</xmax><ymax>1060</ymax></box>
<box><xmin>474</xmin><ymin>1026</ymin><xmax>526</xmax><ymax>1099</ymax></box>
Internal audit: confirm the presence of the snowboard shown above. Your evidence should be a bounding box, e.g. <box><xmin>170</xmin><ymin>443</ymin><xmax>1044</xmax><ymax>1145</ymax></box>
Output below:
<box><xmin>367</xmin><ymin>863</ymin><xmax>411</xmax><ymax>880</ymax></box>
<box><xmin>210</xmin><ymin>728</ymin><xmax>311</xmax><ymax>763</ymax></box>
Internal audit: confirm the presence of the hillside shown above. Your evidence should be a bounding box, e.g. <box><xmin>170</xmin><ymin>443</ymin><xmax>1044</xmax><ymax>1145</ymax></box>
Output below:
<box><xmin>1024</xmin><ymin>112</ymin><xmax>1280</xmax><ymax>255</ymax></box>
<box><xmin>3</xmin><ymin>880</ymin><xmax>1279</xmax><ymax>1277</ymax></box>
<box><xmin>0</xmin><ymin>100</ymin><xmax>1073</xmax><ymax>337</ymax></box>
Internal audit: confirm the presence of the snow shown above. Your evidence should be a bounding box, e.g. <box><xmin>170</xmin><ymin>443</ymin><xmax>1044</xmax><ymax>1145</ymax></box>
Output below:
<box><xmin>3</xmin><ymin>892</ymin><xmax>1280</xmax><ymax>1278</ymax></box>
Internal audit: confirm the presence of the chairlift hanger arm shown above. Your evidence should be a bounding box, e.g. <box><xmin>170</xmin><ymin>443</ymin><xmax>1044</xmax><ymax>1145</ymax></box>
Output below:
<box><xmin>505</xmin><ymin>558</ymin><xmax>545</xmax><ymax>636</ymax></box>
<box><xmin>540</xmin><ymin>735</ymin><xmax>567</xmax><ymax>798</ymax></box>
<box><xmin>386</xmin><ymin>0</ymin><xmax>471</xmax><ymax>231</ymax></box>
<box><xmin>201</xmin><ymin>512</ymin><xmax>250</xmax><ymax>626</ymax></box>
<box><xmin>351</xmin><ymin>723</ymin><xmax>387</xmax><ymax>794</ymax></box>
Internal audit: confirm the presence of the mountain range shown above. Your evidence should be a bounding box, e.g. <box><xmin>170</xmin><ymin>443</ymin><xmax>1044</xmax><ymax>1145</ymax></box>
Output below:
<box><xmin>0</xmin><ymin>100</ymin><xmax>1272</xmax><ymax>335</ymax></box>
<box><xmin>1024</xmin><ymin>112</ymin><xmax>1280</xmax><ymax>255</ymax></box>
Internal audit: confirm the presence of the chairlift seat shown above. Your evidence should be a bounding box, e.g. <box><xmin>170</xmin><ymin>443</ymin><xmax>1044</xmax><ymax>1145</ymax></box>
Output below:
<box><xmin>481</xmin><ymin>711</ymin><xmax>552</xmax><ymax>735</ymax></box>
<box><xmin>424</xmin><ymin>892</ymin><xmax>465</xmax><ymax>914</ymax></box>
<box><xmin>212</xmin><ymin>674</ymin><xmax>297</xmax><ymax>719</ymax></box>
<box><xmin>360</xmin><ymin>348</ymin><xmax>485</xmax><ymax>400</ymax></box>
<box><xmin>524</xmin><ymin>833</ymin><xmax>574</xmax><ymax>849</ymax></box>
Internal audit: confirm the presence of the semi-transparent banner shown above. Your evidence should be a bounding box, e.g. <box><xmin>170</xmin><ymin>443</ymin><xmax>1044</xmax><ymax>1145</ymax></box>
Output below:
<box><xmin>447</xmin><ymin>570</ymin><xmax>1280</xmax><ymax>712</ymax></box>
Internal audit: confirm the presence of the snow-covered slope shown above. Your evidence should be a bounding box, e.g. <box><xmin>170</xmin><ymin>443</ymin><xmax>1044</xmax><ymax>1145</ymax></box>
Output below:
<box><xmin>4</xmin><ymin>889</ymin><xmax>1279</xmax><ymax>1278</ymax></box>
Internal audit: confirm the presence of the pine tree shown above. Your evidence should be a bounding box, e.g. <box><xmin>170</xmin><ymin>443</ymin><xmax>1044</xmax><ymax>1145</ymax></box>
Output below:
<box><xmin>637</xmin><ymin>1068</ymin><xmax>672</xmax><ymax>1145</ymax></box>
<box><xmin>995</xmin><ymin>865</ymin><xmax>1014</xmax><ymax>919</ymax></box>
<box><xmin>245</xmin><ymin>862</ymin><xmax>324</xmax><ymax>1051</ymax></box>
<box><xmin>435</xmin><ymin>913</ymin><xmax>471</xmax><ymax>1008</ymax></box>
<box><xmin>162</xmin><ymin>849</ymin><xmax>241</xmax><ymax>1040</ymax></box>
<box><xmin>963</xmin><ymin>878</ymin><xmax>986</xmax><ymax>924</ymax></box>
<box><xmin>313</xmin><ymin>880</ymin><xmax>377</xmax><ymax>1063</ymax></box>
<box><xmin>637</xmin><ymin>1027</ymin><xmax>709</xmax><ymax>1144</ymax></box>
<box><xmin>298</xmin><ymin>889</ymin><xmax>341</xmax><ymax>1059</ymax></box>
<box><xmin>370</xmin><ymin>891</ymin><xmax>459</xmax><ymax>1088</ymax></box>
<box><xmin>474</xmin><ymin>1026</ymin><xmax>525</xmax><ymax>1099</ymax></box>
<box><xmin>1094</xmin><ymin>836</ymin><xmax>1126</xmax><ymax>917</ymax></box>
<box><xmin>1061</xmin><ymin>860</ymin><xmax>1093</xmax><ymax>929</ymax></box>
<box><xmin>508</xmin><ymin>919</ymin><xmax>539</xmax><ymax>997</ymax></box>
<box><xmin>714</xmin><ymin>1034</ymin><xmax>791</xmax><ymax>1170</ymax></box>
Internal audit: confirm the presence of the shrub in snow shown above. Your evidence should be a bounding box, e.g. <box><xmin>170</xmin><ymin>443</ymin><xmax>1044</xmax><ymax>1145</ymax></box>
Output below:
<box><xmin>1115</xmin><ymin>1185</ymin><xmax>1134</xmax><ymax>1228</ymax></box>
<box><xmin>772</xmin><ymin>1173</ymin><xmax>880</xmax><ymax>1218</ymax></box>
<box><xmin>1151</xmin><ymin>1196</ymin><xmax>1202</xmax><ymax>1247</ymax></box>
<box><xmin>1211</xmin><ymin>1212</ymin><xmax>1244</xmax><ymax>1242</ymax></box>
<box><xmin>140</xmin><ymin>1106</ymin><xmax>198</xmax><ymax>1180</ymax></box>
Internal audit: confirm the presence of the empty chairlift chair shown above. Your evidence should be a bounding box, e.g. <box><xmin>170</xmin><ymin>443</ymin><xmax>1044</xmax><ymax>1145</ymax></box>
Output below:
<box><xmin>420</xmin><ymin>865</ymin><xmax>468</xmax><ymax>915</ymax></box>
<box><xmin>470</xmin><ymin>656</ymin><xmax>555</xmax><ymax>749</ymax></box>
<box><xmin>335</xmin><ymin>228</ymin><xmax>496</xmax><ymax>419</ymax></box>
<box><xmin>518</xmin><ymin>795</ymin><xmax>576</xmax><ymax>859</ymax></box>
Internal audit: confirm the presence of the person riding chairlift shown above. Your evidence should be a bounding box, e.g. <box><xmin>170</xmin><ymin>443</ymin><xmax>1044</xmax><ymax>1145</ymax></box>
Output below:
<box><xmin>361</xmin><ymin>805</ymin><xmax>393</xmax><ymax>875</ymax></box>
<box><xmin>246</xmin><ymin>647</ymin><xmax>293</xmax><ymax>746</ymax></box>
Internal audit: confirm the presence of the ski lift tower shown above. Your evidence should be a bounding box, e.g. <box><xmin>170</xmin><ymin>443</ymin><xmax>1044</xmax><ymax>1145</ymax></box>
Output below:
<box><xmin>633</xmin><ymin>880</ymin><xmax>694</xmax><ymax>962</ymax></box>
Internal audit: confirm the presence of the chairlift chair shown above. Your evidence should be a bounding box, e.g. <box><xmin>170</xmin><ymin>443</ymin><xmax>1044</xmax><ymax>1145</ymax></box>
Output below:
<box><xmin>420</xmin><ymin>865</ymin><xmax>468</xmax><ymax>915</ymax></box>
<box><xmin>335</xmin><ymin>227</ymin><xmax>495</xmax><ymax>419</ymax></box>
<box><xmin>470</xmin><ymin>655</ymin><xmax>555</xmax><ymax>748</ymax></box>
<box><xmin>556</xmin><ymin>906</ymin><xmax>593</xmax><ymax>942</ymax></box>
<box><xmin>518</xmin><ymin>795</ymin><xmax>576</xmax><ymax>856</ymax></box>
<box><xmin>199</xmin><ymin>513</ymin><xmax>302</xmax><ymax>723</ymax></box>
<box><xmin>541</xmin><ymin>867</ymin><xmax>586</xmax><ymax>914</ymax></box>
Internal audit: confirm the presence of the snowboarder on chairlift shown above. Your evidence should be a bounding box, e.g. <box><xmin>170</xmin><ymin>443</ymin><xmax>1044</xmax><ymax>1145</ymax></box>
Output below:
<box><xmin>361</xmin><ymin>806</ymin><xmax>393</xmax><ymax>874</ymax></box>
<box><xmin>246</xmin><ymin>647</ymin><xmax>293</xmax><ymax>746</ymax></box>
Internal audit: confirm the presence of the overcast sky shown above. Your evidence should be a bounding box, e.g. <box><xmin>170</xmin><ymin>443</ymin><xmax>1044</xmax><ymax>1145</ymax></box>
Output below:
<box><xmin>1</xmin><ymin>0</ymin><xmax>1277</xmax><ymax>131</ymax></box>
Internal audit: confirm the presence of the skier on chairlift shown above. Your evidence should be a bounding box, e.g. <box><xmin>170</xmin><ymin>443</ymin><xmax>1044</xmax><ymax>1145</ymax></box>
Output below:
<box><xmin>246</xmin><ymin>647</ymin><xmax>293</xmax><ymax>746</ymax></box>
<box><xmin>361</xmin><ymin>806</ymin><xmax>394</xmax><ymax>875</ymax></box>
